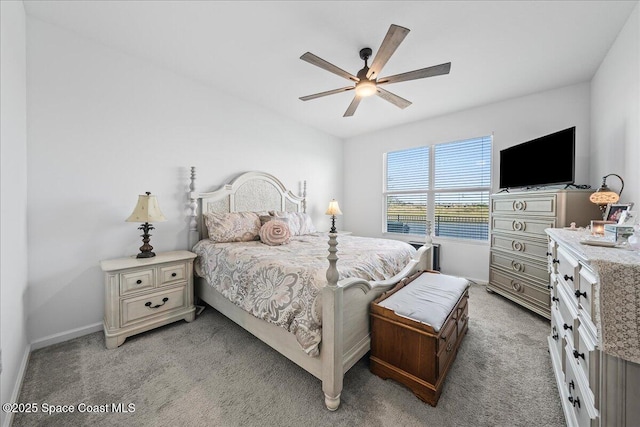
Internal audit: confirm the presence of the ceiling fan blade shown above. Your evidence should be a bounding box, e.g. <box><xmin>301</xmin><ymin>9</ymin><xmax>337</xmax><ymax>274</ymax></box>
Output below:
<box><xmin>376</xmin><ymin>87</ymin><xmax>412</xmax><ymax>109</ymax></box>
<box><xmin>377</xmin><ymin>62</ymin><xmax>451</xmax><ymax>86</ymax></box>
<box><xmin>300</xmin><ymin>52</ymin><xmax>358</xmax><ymax>82</ymax></box>
<box><xmin>343</xmin><ymin>95</ymin><xmax>362</xmax><ymax>117</ymax></box>
<box><xmin>299</xmin><ymin>86</ymin><xmax>355</xmax><ymax>101</ymax></box>
<box><xmin>366</xmin><ymin>24</ymin><xmax>410</xmax><ymax>79</ymax></box>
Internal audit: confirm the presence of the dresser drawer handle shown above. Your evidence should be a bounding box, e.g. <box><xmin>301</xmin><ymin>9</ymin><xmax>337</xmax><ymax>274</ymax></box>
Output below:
<box><xmin>513</xmin><ymin>200</ymin><xmax>526</xmax><ymax>211</ymax></box>
<box><xmin>569</xmin><ymin>380</ymin><xmax>575</xmax><ymax>390</ymax></box>
<box><xmin>563</xmin><ymin>274</ymin><xmax>574</xmax><ymax>282</ymax></box>
<box><xmin>512</xmin><ymin>241</ymin><xmax>524</xmax><ymax>251</ymax></box>
<box><xmin>552</xmin><ymin>326</ymin><xmax>558</xmax><ymax>341</ymax></box>
<box><xmin>136</xmin><ymin>279</ymin><xmax>143</xmax><ymax>285</ymax></box>
<box><xmin>573</xmin><ymin>349</ymin><xmax>585</xmax><ymax>360</ymax></box>
<box><xmin>511</xmin><ymin>281</ymin><xmax>522</xmax><ymax>292</ymax></box>
<box><xmin>552</xmin><ymin>296</ymin><xmax>559</xmax><ymax>302</ymax></box>
<box><xmin>563</xmin><ymin>323</ymin><xmax>573</xmax><ymax>331</ymax></box>
<box><xmin>145</xmin><ymin>297</ymin><xmax>169</xmax><ymax>309</ymax></box>
<box><xmin>552</xmin><ymin>259</ymin><xmax>559</xmax><ymax>264</ymax></box>
<box><xmin>575</xmin><ymin>290</ymin><xmax>587</xmax><ymax>299</ymax></box>
<box><xmin>512</xmin><ymin>220</ymin><xmax>525</xmax><ymax>231</ymax></box>
<box><xmin>446</xmin><ymin>342</ymin><xmax>453</xmax><ymax>352</ymax></box>
<box><xmin>568</xmin><ymin>396</ymin><xmax>581</xmax><ymax>409</ymax></box>
<box><xmin>171</xmin><ymin>272</ymin><xmax>177</xmax><ymax>277</ymax></box>
<box><xmin>546</xmin><ymin>252</ymin><xmax>553</xmax><ymax>256</ymax></box>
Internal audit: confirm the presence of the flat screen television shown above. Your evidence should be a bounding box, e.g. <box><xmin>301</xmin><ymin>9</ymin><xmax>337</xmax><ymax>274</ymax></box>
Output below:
<box><xmin>499</xmin><ymin>127</ymin><xmax>575</xmax><ymax>190</ymax></box>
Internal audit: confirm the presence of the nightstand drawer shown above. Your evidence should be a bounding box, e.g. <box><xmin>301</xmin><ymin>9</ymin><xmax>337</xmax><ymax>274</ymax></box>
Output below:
<box><xmin>121</xmin><ymin>269</ymin><xmax>155</xmax><ymax>294</ymax></box>
<box><xmin>158</xmin><ymin>263</ymin><xmax>187</xmax><ymax>286</ymax></box>
<box><xmin>121</xmin><ymin>286</ymin><xmax>186</xmax><ymax>326</ymax></box>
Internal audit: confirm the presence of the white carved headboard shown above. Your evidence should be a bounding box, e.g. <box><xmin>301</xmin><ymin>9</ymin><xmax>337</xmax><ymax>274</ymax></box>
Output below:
<box><xmin>188</xmin><ymin>167</ymin><xmax>306</xmax><ymax>247</ymax></box>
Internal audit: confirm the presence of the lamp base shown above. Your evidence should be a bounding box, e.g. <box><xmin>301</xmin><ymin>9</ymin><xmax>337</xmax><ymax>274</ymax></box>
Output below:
<box><xmin>136</xmin><ymin>251</ymin><xmax>156</xmax><ymax>259</ymax></box>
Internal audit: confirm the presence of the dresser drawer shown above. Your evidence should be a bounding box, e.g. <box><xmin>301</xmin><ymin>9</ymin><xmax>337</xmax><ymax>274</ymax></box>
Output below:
<box><xmin>576</xmin><ymin>325</ymin><xmax>599</xmax><ymax>404</ymax></box>
<box><xmin>120</xmin><ymin>269</ymin><xmax>155</xmax><ymax>295</ymax></box>
<box><xmin>121</xmin><ymin>285</ymin><xmax>186</xmax><ymax>326</ymax></box>
<box><xmin>491</xmin><ymin>216</ymin><xmax>556</xmax><ymax>239</ymax></box>
<box><xmin>490</xmin><ymin>251</ymin><xmax>549</xmax><ymax>283</ymax></box>
<box><xmin>158</xmin><ymin>262</ymin><xmax>187</xmax><ymax>287</ymax></box>
<box><xmin>491</xmin><ymin>234</ymin><xmax>549</xmax><ymax>260</ymax></box>
<box><xmin>550</xmin><ymin>307</ymin><xmax>565</xmax><ymax>366</ymax></box>
<box><xmin>557</xmin><ymin>285</ymin><xmax>578</xmax><ymax>348</ymax></box>
<box><xmin>556</xmin><ymin>247</ymin><xmax>579</xmax><ymax>292</ymax></box>
<box><xmin>578</xmin><ymin>267</ymin><xmax>597</xmax><ymax>324</ymax></box>
<box><xmin>489</xmin><ymin>267</ymin><xmax>549</xmax><ymax>309</ymax></box>
<box><xmin>564</xmin><ymin>345</ymin><xmax>599</xmax><ymax>427</ymax></box>
<box><xmin>491</xmin><ymin>194</ymin><xmax>557</xmax><ymax>216</ymax></box>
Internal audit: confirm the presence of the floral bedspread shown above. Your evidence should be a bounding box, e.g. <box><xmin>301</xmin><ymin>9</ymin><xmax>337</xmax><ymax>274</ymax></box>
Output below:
<box><xmin>193</xmin><ymin>234</ymin><xmax>416</xmax><ymax>356</ymax></box>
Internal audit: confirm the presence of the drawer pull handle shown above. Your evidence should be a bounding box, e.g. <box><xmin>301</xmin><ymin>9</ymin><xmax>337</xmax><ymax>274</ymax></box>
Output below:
<box><xmin>552</xmin><ymin>326</ymin><xmax>558</xmax><ymax>341</ymax></box>
<box><xmin>145</xmin><ymin>297</ymin><xmax>169</xmax><ymax>309</ymax></box>
<box><xmin>513</xmin><ymin>200</ymin><xmax>526</xmax><ymax>211</ymax></box>
<box><xmin>552</xmin><ymin>333</ymin><xmax>559</xmax><ymax>340</ymax></box>
<box><xmin>552</xmin><ymin>259</ymin><xmax>559</xmax><ymax>264</ymax></box>
<box><xmin>575</xmin><ymin>290</ymin><xmax>587</xmax><ymax>299</ymax></box>
<box><xmin>446</xmin><ymin>342</ymin><xmax>453</xmax><ymax>352</ymax></box>
<box><xmin>563</xmin><ymin>323</ymin><xmax>573</xmax><ymax>331</ymax></box>
<box><xmin>573</xmin><ymin>349</ymin><xmax>585</xmax><ymax>360</ymax></box>
<box><xmin>512</xmin><ymin>220</ymin><xmax>525</xmax><ymax>231</ymax></box>
<box><xmin>568</xmin><ymin>396</ymin><xmax>581</xmax><ymax>409</ymax></box>
<box><xmin>547</xmin><ymin>284</ymin><xmax>553</xmax><ymax>290</ymax></box>
<box><xmin>171</xmin><ymin>272</ymin><xmax>177</xmax><ymax>277</ymax></box>
<box><xmin>136</xmin><ymin>279</ymin><xmax>142</xmax><ymax>284</ymax></box>
<box><xmin>512</xmin><ymin>241</ymin><xmax>524</xmax><ymax>251</ymax></box>
<box><xmin>546</xmin><ymin>252</ymin><xmax>553</xmax><ymax>256</ymax></box>
<box><xmin>511</xmin><ymin>282</ymin><xmax>522</xmax><ymax>292</ymax></box>
<box><xmin>569</xmin><ymin>380</ymin><xmax>575</xmax><ymax>390</ymax></box>
<box><xmin>563</xmin><ymin>274</ymin><xmax>574</xmax><ymax>282</ymax></box>
<box><xmin>552</xmin><ymin>296</ymin><xmax>559</xmax><ymax>302</ymax></box>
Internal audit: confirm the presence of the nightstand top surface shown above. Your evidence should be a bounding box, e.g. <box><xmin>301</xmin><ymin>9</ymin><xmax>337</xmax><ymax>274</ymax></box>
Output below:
<box><xmin>100</xmin><ymin>250</ymin><xmax>196</xmax><ymax>271</ymax></box>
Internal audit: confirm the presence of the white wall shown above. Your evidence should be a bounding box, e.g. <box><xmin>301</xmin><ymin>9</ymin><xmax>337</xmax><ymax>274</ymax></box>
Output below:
<box><xmin>25</xmin><ymin>17</ymin><xmax>343</xmax><ymax>345</ymax></box>
<box><xmin>591</xmin><ymin>3</ymin><xmax>639</xmax><ymax>206</ymax></box>
<box><xmin>0</xmin><ymin>1</ymin><xmax>30</xmax><ymax>424</ymax></box>
<box><xmin>344</xmin><ymin>83</ymin><xmax>591</xmax><ymax>282</ymax></box>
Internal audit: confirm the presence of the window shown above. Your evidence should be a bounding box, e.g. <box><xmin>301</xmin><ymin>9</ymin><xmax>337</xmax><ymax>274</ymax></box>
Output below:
<box><xmin>384</xmin><ymin>136</ymin><xmax>492</xmax><ymax>241</ymax></box>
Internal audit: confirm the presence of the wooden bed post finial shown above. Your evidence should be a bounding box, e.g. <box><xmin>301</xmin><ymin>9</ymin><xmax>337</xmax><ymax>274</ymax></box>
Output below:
<box><xmin>322</xmin><ymin>233</ymin><xmax>343</xmax><ymax>411</ymax></box>
<box><xmin>188</xmin><ymin>166</ymin><xmax>198</xmax><ymax>248</ymax></box>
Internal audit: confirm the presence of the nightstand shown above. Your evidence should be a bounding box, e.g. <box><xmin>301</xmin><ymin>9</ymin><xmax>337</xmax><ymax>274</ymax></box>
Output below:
<box><xmin>100</xmin><ymin>250</ymin><xmax>197</xmax><ymax>349</ymax></box>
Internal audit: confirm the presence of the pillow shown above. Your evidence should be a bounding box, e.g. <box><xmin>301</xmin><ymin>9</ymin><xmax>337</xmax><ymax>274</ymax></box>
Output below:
<box><xmin>259</xmin><ymin>220</ymin><xmax>291</xmax><ymax>246</ymax></box>
<box><xmin>204</xmin><ymin>211</ymin><xmax>261</xmax><ymax>243</ymax></box>
<box><xmin>269</xmin><ymin>211</ymin><xmax>317</xmax><ymax>236</ymax></box>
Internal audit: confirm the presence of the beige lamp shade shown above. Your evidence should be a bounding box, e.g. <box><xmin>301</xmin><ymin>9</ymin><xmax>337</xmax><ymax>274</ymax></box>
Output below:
<box><xmin>325</xmin><ymin>200</ymin><xmax>343</xmax><ymax>216</ymax></box>
<box><xmin>126</xmin><ymin>192</ymin><xmax>167</xmax><ymax>223</ymax></box>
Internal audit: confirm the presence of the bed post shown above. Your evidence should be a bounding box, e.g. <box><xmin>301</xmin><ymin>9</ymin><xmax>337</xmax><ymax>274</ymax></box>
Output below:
<box><xmin>322</xmin><ymin>232</ymin><xmax>343</xmax><ymax>411</ymax></box>
<box><xmin>188</xmin><ymin>166</ymin><xmax>199</xmax><ymax>249</ymax></box>
<box><xmin>302</xmin><ymin>180</ymin><xmax>307</xmax><ymax>213</ymax></box>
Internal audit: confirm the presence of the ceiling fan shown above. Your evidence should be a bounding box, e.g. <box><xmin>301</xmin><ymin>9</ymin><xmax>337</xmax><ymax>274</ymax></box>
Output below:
<box><xmin>299</xmin><ymin>24</ymin><xmax>451</xmax><ymax>117</ymax></box>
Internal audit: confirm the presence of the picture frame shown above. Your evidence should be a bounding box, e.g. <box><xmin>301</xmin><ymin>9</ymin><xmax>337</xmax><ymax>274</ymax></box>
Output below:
<box><xmin>617</xmin><ymin>210</ymin><xmax>637</xmax><ymax>226</ymax></box>
<box><xmin>604</xmin><ymin>203</ymin><xmax>634</xmax><ymax>223</ymax></box>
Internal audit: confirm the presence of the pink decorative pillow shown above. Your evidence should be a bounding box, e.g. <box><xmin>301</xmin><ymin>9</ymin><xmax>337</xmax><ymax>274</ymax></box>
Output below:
<box><xmin>259</xmin><ymin>220</ymin><xmax>291</xmax><ymax>246</ymax></box>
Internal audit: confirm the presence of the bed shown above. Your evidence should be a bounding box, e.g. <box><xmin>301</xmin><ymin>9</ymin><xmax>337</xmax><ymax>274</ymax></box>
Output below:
<box><xmin>187</xmin><ymin>168</ymin><xmax>433</xmax><ymax>410</ymax></box>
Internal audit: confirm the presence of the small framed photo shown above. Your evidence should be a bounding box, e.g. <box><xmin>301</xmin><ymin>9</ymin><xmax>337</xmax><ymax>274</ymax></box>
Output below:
<box><xmin>604</xmin><ymin>203</ymin><xmax>634</xmax><ymax>223</ymax></box>
<box><xmin>618</xmin><ymin>210</ymin><xmax>637</xmax><ymax>226</ymax></box>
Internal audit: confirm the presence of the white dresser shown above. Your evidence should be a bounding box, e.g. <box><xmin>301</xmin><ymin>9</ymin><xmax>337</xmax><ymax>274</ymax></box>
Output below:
<box><xmin>489</xmin><ymin>189</ymin><xmax>600</xmax><ymax>318</ymax></box>
<box><xmin>546</xmin><ymin>228</ymin><xmax>640</xmax><ymax>427</ymax></box>
<box><xmin>101</xmin><ymin>250</ymin><xmax>197</xmax><ymax>349</ymax></box>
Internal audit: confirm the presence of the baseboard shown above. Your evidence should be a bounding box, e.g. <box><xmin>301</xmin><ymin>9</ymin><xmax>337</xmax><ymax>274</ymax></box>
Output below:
<box><xmin>30</xmin><ymin>322</ymin><xmax>103</xmax><ymax>351</ymax></box>
<box><xmin>2</xmin><ymin>345</ymin><xmax>30</xmax><ymax>427</ymax></box>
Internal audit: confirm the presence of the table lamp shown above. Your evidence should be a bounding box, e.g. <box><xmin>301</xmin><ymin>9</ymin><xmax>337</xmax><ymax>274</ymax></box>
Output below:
<box><xmin>589</xmin><ymin>173</ymin><xmax>624</xmax><ymax>217</ymax></box>
<box><xmin>126</xmin><ymin>192</ymin><xmax>167</xmax><ymax>258</ymax></box>
<box><xmin>325</xmin><ymin>199</ymin><xmax>342</xmax><ymax>234</ymax></box>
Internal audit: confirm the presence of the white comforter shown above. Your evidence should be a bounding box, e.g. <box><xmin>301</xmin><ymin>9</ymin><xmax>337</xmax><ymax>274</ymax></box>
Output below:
<box><xmin>193</xmin><ymin>233</ymin><xmax>415</xmax><ymax>356</ymax></box>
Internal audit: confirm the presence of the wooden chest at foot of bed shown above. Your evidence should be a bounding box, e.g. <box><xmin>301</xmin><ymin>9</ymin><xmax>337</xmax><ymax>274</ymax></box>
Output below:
<box><xmin>369</xmin><ymin>270</ymin><xmax>469</xmax><ymax>406</ymax></box>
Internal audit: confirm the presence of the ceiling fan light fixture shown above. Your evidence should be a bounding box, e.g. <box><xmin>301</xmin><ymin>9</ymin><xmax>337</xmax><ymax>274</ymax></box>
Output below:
<box><xmin>355</xmin><ymin>80</ymin><xmax>377</xmax><ymax>97</ymax></box>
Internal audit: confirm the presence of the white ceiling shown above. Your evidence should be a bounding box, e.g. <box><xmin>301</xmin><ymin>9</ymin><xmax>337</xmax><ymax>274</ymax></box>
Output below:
<box><xmin>23</xmin><ymin>1</ymin><xmax>637</xmax><ymax>139</ymax></box>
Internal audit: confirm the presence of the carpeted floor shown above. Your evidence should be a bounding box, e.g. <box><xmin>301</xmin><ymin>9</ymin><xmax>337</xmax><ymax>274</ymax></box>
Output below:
<box><xmin>13</xmin><ymin>283</ymin><xmax>564</xmax><ymax>427</ymax></box>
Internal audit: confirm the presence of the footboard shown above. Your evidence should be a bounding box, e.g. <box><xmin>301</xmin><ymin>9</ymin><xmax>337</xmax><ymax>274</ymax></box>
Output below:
<box><xmin>322</xmin><ymin>234</ymin><xmax>432</xmax><ymax>410</ymax></box>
